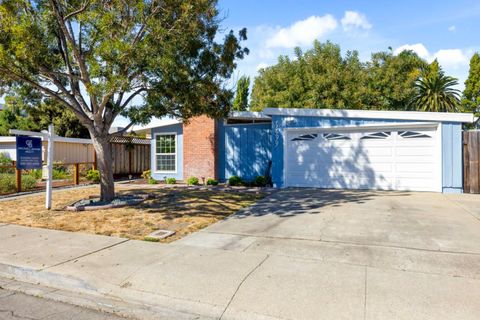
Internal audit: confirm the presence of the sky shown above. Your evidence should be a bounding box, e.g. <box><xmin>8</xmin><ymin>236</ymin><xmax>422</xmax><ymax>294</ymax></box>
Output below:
<box><xmin>217</xmin><ymin>0</ymin><xmax>480</xmax><ymax>91</ymax></box>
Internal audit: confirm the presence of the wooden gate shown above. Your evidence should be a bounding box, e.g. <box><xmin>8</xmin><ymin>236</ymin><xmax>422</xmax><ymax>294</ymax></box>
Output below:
<box><xmin>110</xmin><ymin>137</ymin><xmax>150</xmax><ymax>177</ymax></box>
<box><xmin>463</xmin><ymin>131</ymin><xmax>480</xmax><ymax>194</ymax></box>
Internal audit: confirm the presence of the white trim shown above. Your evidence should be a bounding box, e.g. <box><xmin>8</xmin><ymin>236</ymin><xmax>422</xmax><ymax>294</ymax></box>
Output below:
<box><xmin>264</xmin><ymin>108</ymin><xmax>475</xmax><ymax>123</ymax></box>
<box><xmin>436</xmin><ymin>123</ymin><xmax>443</xmax><ymax>193</ymax></box>
<box><xmin>284</xmin><ymin>122</ymin><xmax>439</xmax><ymax>134</ymax></box>
<box><xmin>153</xmin><ymin>132</ymin><xmax>178</xmax><ymax>174</ymax></box>
<box><xmin>229</xmin><ymin>111</ymin><xmax>271</xmax><ymax>120</ymax></box>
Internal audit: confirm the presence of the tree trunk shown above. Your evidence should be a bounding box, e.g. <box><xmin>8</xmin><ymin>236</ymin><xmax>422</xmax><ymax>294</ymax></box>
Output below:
<box><xmin>91</xmin><ymin>134</ymin><xmax>115</xmax><ymax>202</ymax></box>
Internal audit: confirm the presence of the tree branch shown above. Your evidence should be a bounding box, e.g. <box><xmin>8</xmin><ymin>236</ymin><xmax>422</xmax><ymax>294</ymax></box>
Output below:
<box><xmin>64</xmin><ymin>1</ymin><xmax>90</xmax><ymax>20</ymax></box>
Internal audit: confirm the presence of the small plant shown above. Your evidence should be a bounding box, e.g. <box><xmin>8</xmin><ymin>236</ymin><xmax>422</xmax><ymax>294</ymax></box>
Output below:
<box><xmin>148</xmin><ymin>177</ymin><xmax>158</xmax><ymax>184</ymax></box>
<box><xmin>165</xmin><ymin>177</ymin><xmax>176</xmax><ymax>184</ymax></box>
<box><xmin>144</xmin><ymin>236</ymin><xmax>160</xmax><ymax>242</ymax></box>
<box><xmin>206</xmin><ymin>178</ymin><xmax>219</xmax><ymax>186</ymax></box>
<box><xmin>21</xmin><ymin>175</ymin><xmax>37</xmax><ymax>190</ymax></box>
<box><xmin>0</xmin><ymin>174</ymin><xmax>37</xmax><ymax>193</ymax></box>
<box><xmin>141</xmin><ymin>170</ymin><xmax>151</xmax><ymax>180</ymax></box>
<box><xmin>228</xmin><ymin>175</ymin><xmax>243</xmax><ymax>186</ymax></box>
<box><xmin>187</xmin><ymin>176</ymin><xmax>199</xmax><ymax>185</ymax></box>
<box><xmin>254</xmin><ymin>175</ymin><xmax>267</xmax><ymax>187</ymax></box>
<box><xmin>29</xmin><ymin>169</ymin><xmax>42</xmax><ymax>180</ymax></box>
<box><xmin>86</xmin><ymin>169</ymin><xmax>100</xmax><ymax>183</ymax></box>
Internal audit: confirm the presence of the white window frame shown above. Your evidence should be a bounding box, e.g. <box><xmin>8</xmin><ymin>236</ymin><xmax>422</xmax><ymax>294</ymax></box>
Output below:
<box><xmin>154</xmin><ymin>132</ymin><xmax>177</xmax><ymax>173</ymax></box>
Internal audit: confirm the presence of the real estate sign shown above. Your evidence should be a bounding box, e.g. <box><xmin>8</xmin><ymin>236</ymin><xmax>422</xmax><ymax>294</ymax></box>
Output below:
<box><xmin>16</xmin><ymin>136</ymin><xmax>42</xmax><ymax>169</ymax></box>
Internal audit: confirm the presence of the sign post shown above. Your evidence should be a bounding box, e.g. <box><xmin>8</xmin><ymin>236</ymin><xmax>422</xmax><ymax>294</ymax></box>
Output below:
<box><xmin>10</xmin><ymin>125</ymin><xmax>55</xmax><ymax>209</ymax></box>
<box><xmin>46</xmin><ymin>124</ymin><xmax>54</xmax><ymax>209</ymax></box>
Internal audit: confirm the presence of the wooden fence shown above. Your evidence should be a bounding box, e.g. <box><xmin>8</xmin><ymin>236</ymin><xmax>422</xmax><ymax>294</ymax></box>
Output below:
<box><xmin>463</xmin><ymin>131</ymin><xmax>480</xmax><ymax>194</ymax></box>
<box><xmin>110</xmin><ymin>137</ymin><xmax>150</xmax><ymax>177</ymax></box>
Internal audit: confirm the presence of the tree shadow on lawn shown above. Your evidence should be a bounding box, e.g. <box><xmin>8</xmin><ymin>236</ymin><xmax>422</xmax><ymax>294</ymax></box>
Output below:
<box><xmin>229</xmin><ymin>188</ymin><xmax>413</xmax><ymax>219</ymax></box>
<box><xmin>118</xmin><ymin>188</ymin><xmax>265</xmax><ymax>220</ymax></box>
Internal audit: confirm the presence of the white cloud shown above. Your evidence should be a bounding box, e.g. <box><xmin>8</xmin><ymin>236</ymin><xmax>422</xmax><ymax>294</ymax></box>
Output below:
<box><xmin>448</xmin><ymin>25</ymin><xmax>456</xmax><ymax>32</ymax></box>
<box><xmin>394</xmin><ymin>43</ymin><xmax>430</xmax><ymax>59</ymax></box>
<box><xmin>433</xmin><ymin>49</ymin><xmax>468</xmax><ymax>68</ymax></box>
<box><xmin>266</xmin><ymin>15</ymin><xmax>338</xmax><ymax>48</ymax></box>
<box><xmin>394</xmin><ymin>43</ymin><xmax>469</xmax><ymax>69</ymax></box>
<box><xmin>341</xmin><ymin>11</ymin><xmax>372</xmax><ymax>31</ymax></box>
<box><xmin>256</xmin><ymin>63</ymin><xmax>269</xmax><ymax>71</ymax></box>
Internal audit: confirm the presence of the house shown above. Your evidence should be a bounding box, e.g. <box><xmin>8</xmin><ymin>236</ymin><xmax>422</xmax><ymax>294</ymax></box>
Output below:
<box><xmin>141</xmin><ymin>108</ymin><xmax>476</xmax><ymax>193</ymax></box>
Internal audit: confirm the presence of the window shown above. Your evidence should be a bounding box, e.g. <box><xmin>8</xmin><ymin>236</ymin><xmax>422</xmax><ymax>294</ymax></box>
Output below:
<box><xmin>360</xmin><ymin>132</ymin><xmax>391</xmax><ymax>140</ymax></box>
<box><xmin>155</xmin><ymin>134</ymin><xmax>176</xmax><ymax>172</ymax></box>
<box><xmin>291</xmin><ymin>133</ymin><xmax>318</xmax><ymax>141</ymax></box>
<box><xmin>322</xmin><ymin>133</ymin><xmax>351</xmax><ymax>141</ymax></box>
<box><xmin>398</xmin><ymin>131</ymin><xmax>432</xmax><ymax>139</ymax></box>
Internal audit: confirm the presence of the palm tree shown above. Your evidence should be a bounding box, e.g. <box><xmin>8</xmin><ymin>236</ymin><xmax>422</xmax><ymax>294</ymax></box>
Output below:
<box><xmin>410</xmin><ymin>61</ymin><xmax>461</xmax><ymax>112</ymax></box>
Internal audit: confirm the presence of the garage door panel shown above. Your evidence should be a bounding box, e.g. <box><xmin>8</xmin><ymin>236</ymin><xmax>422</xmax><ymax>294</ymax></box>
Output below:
<box><xmin>286</xmin><ymin>126</ymin><xmax>440</xmax><ymax>192</ymax></box>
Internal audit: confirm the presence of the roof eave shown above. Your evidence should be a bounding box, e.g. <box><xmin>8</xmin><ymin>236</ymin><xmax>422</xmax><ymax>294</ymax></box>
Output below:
<box><xmin>263</xmin><ymin>108</ymin><xmax>475</xmax><ymax>123</ymax></box>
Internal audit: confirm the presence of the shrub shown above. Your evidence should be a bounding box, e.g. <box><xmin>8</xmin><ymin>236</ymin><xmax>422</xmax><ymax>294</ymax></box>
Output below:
<box><xmin>0</xmin><ymin>174</ymin><xmax>36</xmax><ymax>193</ymax></box>
<box><xmin>0</xmin><ymin>152</ymin><xmax>12</xmax><ymax>165</ymax></box>
<box><xmin>148</xmin><ymin>177</ymin><xmax>158</xmax><ymax>184</ymax></box>
<box><xmin>141</xmin><ymin>170</ymin><xmax>151</xmax><ymax>180</ymax></box>
<box><xmin>52</xmin><ymin>168</ymin><xmax>69</xmax><ymax>180</ymax></box>
<box><xmin>254</xmin><ymin>175</ymin><xmax>267</xmax><ymax>187</ymax></box>
<box><xmin>29</xmin><ymin>169</ymin><xmax>42</xmax><ymax>180</ymax></box>
<box><xmin>21</xmin><ymin>175</ymin><xmax>37</xmax><ymax>190</ymax></box>
<box><xmin>187</xmin><ymin>176</ymin><xmax>199</xmax><ymax>185</ymax></box>
<box><xmin>228</xmin><ymin>175</ymin><xmax>243</xmax><ymax>186</ymax></box>
<box><xmin>86</xmin><ymin>169</ymin><xmax>100</xmax><ymax>183</ymax></box>
<box><xmin>206</xmin><ymin>178</ymin><xmax>219</xmax><ymax>186</ymax></box>
<box><xmin>165</xmin><ymin>177</ymin><xmax>176</xmax><ymax>184</ymax></box>
<box><xmin>0</xmin><ymin>174</ymin><xmax>16</xmax><ymax>193</ymax></box>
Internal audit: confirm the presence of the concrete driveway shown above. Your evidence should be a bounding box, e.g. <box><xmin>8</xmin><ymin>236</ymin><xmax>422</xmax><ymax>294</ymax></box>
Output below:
<box><xmin>177</xmin><ymin>188</ymin><xmax>480</xmax><ymax>319</ymax></box>
<box><xmin>2</xmin><ymin>189</ymin><xmax>480</xmax><ymax>320</ymax></box>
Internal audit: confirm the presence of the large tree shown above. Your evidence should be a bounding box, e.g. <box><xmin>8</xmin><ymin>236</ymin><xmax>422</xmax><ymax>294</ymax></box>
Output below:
<box><xmin>232</xmin><ymin>75</ymin><xmax>250</xmax><ymax>111</ymax></box>
<box><xmin>0</xmin><ymin>0</ymin><xmax>248</xmax><ymax>201</ymax></box>
<box><xmin>250</xmin><ymin>42</ymin><xmax>426</xmax><ymax>111</ymax></box>
<box><xmin>462</xmin><ymin>52</ymin><xmax>480</xmax><ymax>114</ymax></box>
<box><xmin>410</xmin><ymin>60</ymin><xmax>461</xmax><ymax>112</ymax></box>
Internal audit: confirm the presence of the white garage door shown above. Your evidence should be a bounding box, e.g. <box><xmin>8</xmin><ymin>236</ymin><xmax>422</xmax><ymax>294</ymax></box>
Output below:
<box><xmin>285</xmin><ymin>126</ymin><xmax>441</xmax><ymax>192</ymax></box>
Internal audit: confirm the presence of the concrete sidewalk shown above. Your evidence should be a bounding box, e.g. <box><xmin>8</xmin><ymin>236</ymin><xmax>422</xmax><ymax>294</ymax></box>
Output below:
<box><xmin>2</xmin><ymin>189</ymin><xmax>480</xmax><ymax>319</ymax></box>
<box><xmin>1</xmin><ymin>224</ymin><xmax>480</xmax><ymax>320</ymax></box>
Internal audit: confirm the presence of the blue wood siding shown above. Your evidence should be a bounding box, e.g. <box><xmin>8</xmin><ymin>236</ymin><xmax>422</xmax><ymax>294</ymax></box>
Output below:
<box><xmin>150</xmin><ymin>123</ymin><xmax>183</xmax><ymax>181</ymax></box>
<box><xmin>441</xmin><ymin>122</ymin><xmax>463</xmax><ymax>193</ymax></box>
<box><xmin>218</xmin><ymin>121</ymin><xmax>272</xmax><ymax>182</ymax></box>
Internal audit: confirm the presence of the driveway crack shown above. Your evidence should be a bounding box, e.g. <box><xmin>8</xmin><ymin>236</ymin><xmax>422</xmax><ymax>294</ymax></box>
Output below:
<box><xmin>219</xmin><ymin>254</ymin><xmax>270</xmax><ymax>320</ymax></box>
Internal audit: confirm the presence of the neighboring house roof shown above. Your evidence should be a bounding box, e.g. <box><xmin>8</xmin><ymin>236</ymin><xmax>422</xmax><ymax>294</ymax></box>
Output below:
<box><xmin>0</xmin><ymin>136</ymin><xmax>92</xmax><ymax>144</ymax></box>
<box><xmin>263</xmin><ymin>108</ymin><xmax>475</xmax><ymax>123</ymax></box>
<box><xmin>229</xmin><ymin>111</ymin><xmax>271</xmax><ymax>120</ymax></box>
<box><xmin>131</xmin><ymin>118</ymin><xmax>182</xmax><ymax>135</ymax></box>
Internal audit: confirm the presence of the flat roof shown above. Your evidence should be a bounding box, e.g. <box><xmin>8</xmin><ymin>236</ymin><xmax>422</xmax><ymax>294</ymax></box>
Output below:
<box><xmin>263</xmin><ymin>108</ymin><xmax>475</xmax><ymax>123</ymax></box>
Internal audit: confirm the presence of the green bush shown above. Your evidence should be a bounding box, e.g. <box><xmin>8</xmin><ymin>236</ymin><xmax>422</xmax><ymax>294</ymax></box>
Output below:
<box><xmin>254</xmin><ymin>175</ymin><xmax>267</xmax><ymax>187</ymax></box>
<box><xmin>86</xmin><ymin>169</ymin><xmax>100</xmax><ymax>183</ymax></box>
<box><xmin>0</xmin><ymin>174</ymin><xmax>16</xmax><ymax>193</ymax></box>
<box><xmin>52</xmin><ymin>168</ymin><xmax>69</xmax><ymax>180</ymax></box>
<box><xmin>228</xmin><ymin>175</ymin><xmax>243</xmax><ymax>186</ymax></box>
<box><xmin>21</xmin><ymin>175</ymin><xmax>37</xmax><ymax>190</ymax></box>
<box><xmin>165</xmin><ymin>177</ymin><xmax>176</xmax><ymax>184</ymax></box>
<box><xmin>148</xmin><ymin>177</ymin><xmax>158</xmax><ymax>184</ymax></box>
<box><xmin>141</xmin><ymin>170</ymin><xmax>151</xmax><ymax>180</ymax></box>
<box><xmin>187</xmin><ymin>176</ymin><xmax>199</xmax><ymax>185</ymax></box>
<box><xmin>0</xmin><ymin>152</ymin><xmax>12</xmax><ymax>165</ymax></box>
<box><xmin>0</xmin><ymin>174</ymin><xmax>37</xmax><ymax>193</ymax></box>
<box><xmin>29</xmin><ymin>169</ymin><xmax>42</xmax><ymax>180</ymax></box>
<box><xmin>206</xmin><ymin>178</ymin><xmax>219</xmax><ymax>186</ymax></box>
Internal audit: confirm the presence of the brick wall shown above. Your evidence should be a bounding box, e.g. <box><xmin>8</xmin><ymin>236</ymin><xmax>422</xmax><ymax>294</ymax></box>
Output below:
<box><xmin>183</xmin><ymin>115</ymin><xmax>217</xmax><ymax>181</ymax></box>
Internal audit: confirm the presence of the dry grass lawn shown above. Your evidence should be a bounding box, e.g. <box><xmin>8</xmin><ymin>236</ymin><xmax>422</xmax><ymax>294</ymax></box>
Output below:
<box><xmin>0</xmin><ymin>185</ymin><xmax>265</xmax><ymax>242</ymax></box>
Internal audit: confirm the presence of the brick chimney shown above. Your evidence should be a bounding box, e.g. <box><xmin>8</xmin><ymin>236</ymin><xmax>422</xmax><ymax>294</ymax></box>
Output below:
<box><xmin>183</xmin><ymin>115</ymin><xmax>217</xmax><ymax>181</ymax></box>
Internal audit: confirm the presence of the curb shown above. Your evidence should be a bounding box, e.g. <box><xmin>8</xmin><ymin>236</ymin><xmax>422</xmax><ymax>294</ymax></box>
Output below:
<box><xmin>0</xmin><ymin>264</ymin><xmax>212</xmax><ymax>320</ymax></box>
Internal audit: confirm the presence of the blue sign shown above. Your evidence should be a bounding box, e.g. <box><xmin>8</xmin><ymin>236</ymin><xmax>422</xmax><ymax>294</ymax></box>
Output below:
<box><xmin>16</xmin><ymin>136</ymin><xmax>42</xmax><ymax>169</ymax></box>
